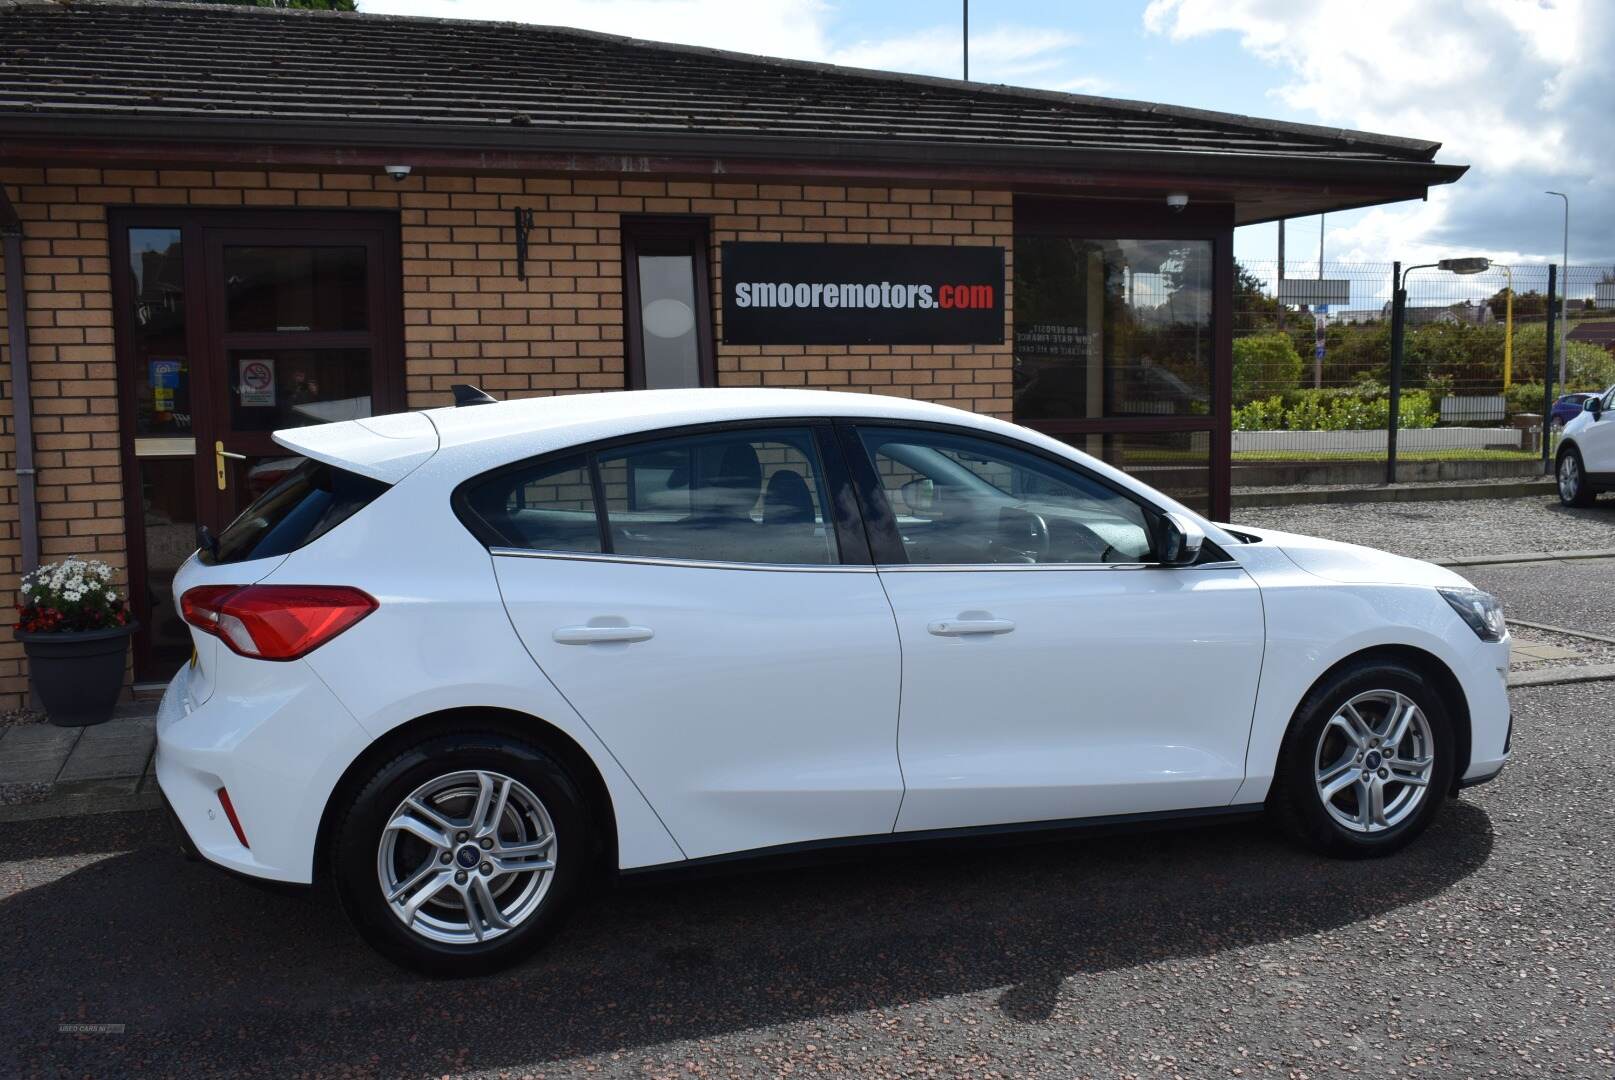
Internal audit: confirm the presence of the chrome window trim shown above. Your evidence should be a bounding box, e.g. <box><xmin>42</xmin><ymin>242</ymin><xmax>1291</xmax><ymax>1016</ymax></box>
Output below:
<box><xmin>488</xmin><ymin>546</ymin><xmax>876</xmax><ymax>573</ymax></box>
<box><xmin>872</xmin><ymin>559</ymin><xmax>1244</xmax><ymax>573</ymax></box>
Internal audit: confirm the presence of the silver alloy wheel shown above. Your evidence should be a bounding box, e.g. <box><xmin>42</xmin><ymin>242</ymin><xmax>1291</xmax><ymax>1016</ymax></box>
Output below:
<box><xmin>377</xmin><ymin>770</ymin><xmax>556</xmax><ymax>945</ymax></box>
<box><xmin>1560</xmin><ymin>453</ymin><xmax>1580</xmax><ymax>501</ymax></box>
<box><xmin>1313</xmin><ymin>689</ymin><xmax>1434</xmax><ymax>834</ymax></box>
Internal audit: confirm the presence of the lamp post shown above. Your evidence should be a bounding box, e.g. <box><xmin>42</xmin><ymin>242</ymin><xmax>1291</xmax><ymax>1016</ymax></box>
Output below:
<box><xmin>1389</xmin><ymin>258</ymin><xmax>1495</xmax><ymax>484</ymax></box>
<box><xmin>1546</xmin><ymin>191</ymin><xmax>1569</xmax><ymax>387</ymax></box>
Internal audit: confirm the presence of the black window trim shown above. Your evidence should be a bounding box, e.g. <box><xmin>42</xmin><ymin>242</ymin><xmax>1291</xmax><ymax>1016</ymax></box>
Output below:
<box><xmin>451</xmin><ymin>417</ymin><xmax>875</xmax><ymax>569</ymax></box>
<box><xmin>835</xmin><ymin>418</ymin><xmax>1231</xmax><ymax>569</ymax></box>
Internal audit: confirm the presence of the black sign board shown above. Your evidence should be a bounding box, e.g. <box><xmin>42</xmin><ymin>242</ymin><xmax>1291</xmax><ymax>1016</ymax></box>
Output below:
<box><xmin>721</xmin><ymin>242</ymin><xmax>1005</xmax><ymax>346</ymax></box>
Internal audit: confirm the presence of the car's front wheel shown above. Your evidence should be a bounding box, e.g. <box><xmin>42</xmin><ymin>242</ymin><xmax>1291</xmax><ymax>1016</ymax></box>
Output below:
<box><xmin>330</xmin><ymin>733</ymin><xmax>591</xmax><ymax>975</ymax></box>
<box><xmin>1558</xmin><ymin>445</ymin><xmax>1597</xmax><ymax>507</ymax></box>
<box><xmin>1270</xmin><ymin>660</ymin><xmax>1454</xmax><ymax>857</ymax></box>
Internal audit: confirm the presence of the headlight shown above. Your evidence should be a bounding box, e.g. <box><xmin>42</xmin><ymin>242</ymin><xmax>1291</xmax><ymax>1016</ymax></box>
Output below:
<box><xmin>1438</xmin><ymin>587</ymin><xmax>1507</xmax><ymax>642</ymax></box>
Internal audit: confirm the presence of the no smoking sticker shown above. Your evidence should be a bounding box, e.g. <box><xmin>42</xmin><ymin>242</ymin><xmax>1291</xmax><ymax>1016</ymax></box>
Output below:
<box><xmin>239</xmin><ymin>358</ymin><xmax>276</xmax><ymax>407</ymax></box>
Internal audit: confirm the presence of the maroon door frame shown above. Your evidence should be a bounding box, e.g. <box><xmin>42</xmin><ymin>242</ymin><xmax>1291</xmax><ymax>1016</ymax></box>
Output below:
<box><xmin>109</xmin><ymin>208</ymin><xmax>404</xmax><ymax>682</ymax></box>
<box><xmin>1012</xmin><ymin>196</ymin><xmax>1234</xmax><ymax>521</ymax></box>
<box><xmin>620</xmin><ymin>215</ymin><xmax>717</xmax><ymax>389</ymax></box>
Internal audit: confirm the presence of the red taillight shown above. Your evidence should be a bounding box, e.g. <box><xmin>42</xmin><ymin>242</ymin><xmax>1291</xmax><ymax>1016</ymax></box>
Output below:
<box><xmin>180</xmin><ymin>585</ymin><xmax>378</xmax><ymax>661</ymax></box>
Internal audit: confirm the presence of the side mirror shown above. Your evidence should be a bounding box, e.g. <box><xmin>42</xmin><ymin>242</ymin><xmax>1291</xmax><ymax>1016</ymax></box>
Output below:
<box><xmin>1588</xmin><ymin>397</ymin><xmax>1604</xmax><ymax>420</ymax></box>
<box><xmin>1157</xmin><ymin>511</ymin><xmax>1205</xmax><ymax>567</ymax></box>
<box><xmin>899</xmin><ymin>477</ymin><xmax>935</xmax><ymax>516</ymax></box>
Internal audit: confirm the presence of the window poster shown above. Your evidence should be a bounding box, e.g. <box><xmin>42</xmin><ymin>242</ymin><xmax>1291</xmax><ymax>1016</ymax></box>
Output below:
<box><xmin>238</xmin><ymin>358</ymin><xmax>276</xmax><ymax>408</ymax></box>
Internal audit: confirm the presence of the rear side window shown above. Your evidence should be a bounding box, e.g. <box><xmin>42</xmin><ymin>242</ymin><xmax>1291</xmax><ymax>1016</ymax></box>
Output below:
<box><xmin>459</xmin><ymin>455</ymin><xmax>602</xmax><ymax>554</ymax></box>
<box><xmin>201</xmin><ymin>459</ymin><xmax>389</xmax><ymax>565</ymax></box>
<box><xmin>457</xmin><ymin>427</ymin><xmax>840</xmax><ymax>566</ymax></box>
<box><xmin>597</xmin><ymin>428</ymin><xmax>836</xmax><ymax>565</ymax></box>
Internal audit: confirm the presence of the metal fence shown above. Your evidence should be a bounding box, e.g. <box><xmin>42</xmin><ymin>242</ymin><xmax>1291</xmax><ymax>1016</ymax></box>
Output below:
<box><xmin>1230</xmin><ymin>259</ymin><xmax>1615</xmax><ymax>489</ymax></box>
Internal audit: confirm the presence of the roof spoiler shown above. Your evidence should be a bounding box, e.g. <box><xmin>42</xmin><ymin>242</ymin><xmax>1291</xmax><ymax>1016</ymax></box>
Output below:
<box><xmin>451</xmin><ymin>383</ymin><xmax>498</xmax><ymax>407</ymax></box>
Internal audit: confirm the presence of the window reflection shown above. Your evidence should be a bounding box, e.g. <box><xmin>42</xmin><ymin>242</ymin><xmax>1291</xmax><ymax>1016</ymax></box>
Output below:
<box><xmin>128</xmin><ymin>227</ymin><xmax>190</xmax><ymax>436</ymax></box>
<box><xmin>224</xmin><ymin>245</ymin><xmax>368</xmax><ymax>333</ymax></box>
<box><xmin>1014</xmin><ymin>237</ymin><xmax>1213</xmax><ymax>421</ymax></box>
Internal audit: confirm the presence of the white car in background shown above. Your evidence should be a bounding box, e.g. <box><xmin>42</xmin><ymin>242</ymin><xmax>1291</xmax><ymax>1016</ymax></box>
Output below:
<box><xmin>157</xmin><ymin>388</ymin><xmax>1512</xmax><ymax>975</ymax></box>
<box><xmin>1556</xmin><ymin>385</ymin><xmax>1615</xmax><ymax>506</ymax></box>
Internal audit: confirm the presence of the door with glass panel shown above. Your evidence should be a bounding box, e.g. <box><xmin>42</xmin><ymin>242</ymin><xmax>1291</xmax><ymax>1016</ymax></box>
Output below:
<box><xmin>840</xmin><ymin>423</ymin><xmax>1264</xmax><ymax>832</ymax></box>
<box><xmin>115</xmin><ymin>212</ymin><xmax>402</xmax><ymax>682</ymax></box>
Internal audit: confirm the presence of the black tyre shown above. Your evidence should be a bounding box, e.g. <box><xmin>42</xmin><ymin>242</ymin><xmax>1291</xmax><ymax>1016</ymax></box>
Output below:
<box><xmin>330</xmin><ymin>732</ymin><xmax>591</xmax><ymax>976</ymax></box>
<box><xmin>1269</xmin><ymin>660</ymin><xmax>1455</xmax><ymax>858</ymax></box>
<box><xmin>1558</xmin><ymin>444</ymin><xmax>1597</xmax><ymax>507</ymax></box>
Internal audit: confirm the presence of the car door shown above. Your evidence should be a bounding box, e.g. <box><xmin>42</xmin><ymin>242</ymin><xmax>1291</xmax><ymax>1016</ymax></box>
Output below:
<box><xmin>841</xmin><ymin>422</ymin><xmax>1266</xmax><ymax>833</ymax></box>
<box><xmin>1578</xmin><ymin>387</ymin><xmax>1615</xmax><ymax>474</ymax></box>
<box><xmin>470</xmin><ymin>423</ymin><xmax>904</xmax><ymax>861</ymax></box>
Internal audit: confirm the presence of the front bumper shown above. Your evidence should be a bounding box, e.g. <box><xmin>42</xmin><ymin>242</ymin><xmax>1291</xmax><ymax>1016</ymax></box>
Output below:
<box><xmin>154</xmin><ymin>658</ymin><xmax>372</xmax><ymax>884</ymax></box>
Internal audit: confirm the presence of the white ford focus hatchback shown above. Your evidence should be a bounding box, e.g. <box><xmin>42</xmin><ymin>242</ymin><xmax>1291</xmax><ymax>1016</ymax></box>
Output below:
<box><xmin>157</xmin><ymin>387</ymin><xmax>1511</xmax><ymax>974</ymax></box>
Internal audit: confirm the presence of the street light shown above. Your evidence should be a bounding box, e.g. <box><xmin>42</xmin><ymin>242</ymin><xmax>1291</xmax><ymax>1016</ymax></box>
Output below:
<box><xmin>1388</xmin><ymin>258</ymin><xmax>1515</xmax><ymax>483</ymax></box>
<box><xmin>1546</xmin><ymin>191</ymin><xmax>1569</xmax><ymax>388</ymax></box>
<box><xmin>1437</xmin><ymin>257</ymin><xmax>1514</xmax><ymax>387</ymax></box>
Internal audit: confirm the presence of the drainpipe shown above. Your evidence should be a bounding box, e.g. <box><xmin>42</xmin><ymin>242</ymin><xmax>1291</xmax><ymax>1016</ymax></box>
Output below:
<box><xmin>0</xmin><ymin>188</ymin><xmax>39</xmax><ymax>574</ymax></box>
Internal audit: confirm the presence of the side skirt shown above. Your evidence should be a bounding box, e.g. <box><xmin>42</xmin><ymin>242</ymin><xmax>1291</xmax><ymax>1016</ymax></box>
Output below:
<box><xmin>619</xmin><ymin>803</ymin><xmax>1268</xmax><ymax>883</ymax></box>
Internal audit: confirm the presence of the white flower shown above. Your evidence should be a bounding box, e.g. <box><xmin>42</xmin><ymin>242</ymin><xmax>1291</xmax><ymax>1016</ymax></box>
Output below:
<box><xmin>107</xmin><ymin>591</ymin><xmax>118</xmax><ymax>602</ymax></box>
<box><xmin>18</xmin><ymin>584</ymin><xmax>29</xmax><ymax>595</ymax></box>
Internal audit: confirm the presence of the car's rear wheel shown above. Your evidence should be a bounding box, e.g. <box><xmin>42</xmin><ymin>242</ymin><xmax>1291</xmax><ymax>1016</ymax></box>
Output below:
<box><xmin>1270</xmin><ymin>660</ymin><xmax>1454</xmax><ymax>858</ymax></box>
<box><xmin>330</xmin><ymin>733</ymin><xmax>590</xmax><ymax>975</ymax></box>
<box><xmin>1558</xmin><ymin>445</ymin><xmax>1596</xmax><ymax>507</ymax></box>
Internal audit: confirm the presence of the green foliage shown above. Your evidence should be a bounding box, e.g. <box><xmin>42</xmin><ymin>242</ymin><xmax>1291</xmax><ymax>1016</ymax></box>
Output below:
<box><xmin>1233</xmin><ymin>262</ymin><xmax>1281</xmax><ymax>334</ymax></box>
<box><xmin>1511</xmin><ymin>322</ymin><xmax>1615</xmax><ymax>392</ymax></box>
<box><xmin>1233</xmin><ymin>386</ymin><xmax>1437</xmax><ymax>432</ymax></box>
<box><xmin>1232</xmin><ymin>333</ymin><xmax>1303</xmax><ymax>402</ymax></box>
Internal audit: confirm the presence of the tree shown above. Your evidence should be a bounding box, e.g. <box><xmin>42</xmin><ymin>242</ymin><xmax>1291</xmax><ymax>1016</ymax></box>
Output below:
<box><xmin>1486</xmin><ymin>287</ymin><xmax>1547</xmax><ymax>321</ymax></box>
<box><xmin>1232</xmin><ymin>332</ymin><xmax>1302</xmax><ymax>402</ymax></box>
<box><xmin>1233</xmin><ymin>261</ymin><xmax>1280</xmax><ymax>334</ymax></box>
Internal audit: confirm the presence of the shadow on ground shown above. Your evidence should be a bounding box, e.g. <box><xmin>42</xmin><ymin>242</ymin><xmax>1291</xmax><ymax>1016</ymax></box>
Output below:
<box><xmin>2</xmin><ymin>802</ymin><xmax>1493</xmax><ymax>1076</ymax></box>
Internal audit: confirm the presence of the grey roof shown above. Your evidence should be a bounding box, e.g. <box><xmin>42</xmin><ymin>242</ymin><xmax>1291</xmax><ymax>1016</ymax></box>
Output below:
<box><xmin>0</xmin><ymin>0</ymin><xmax>1466</xmax><ymax>219</ymax></box>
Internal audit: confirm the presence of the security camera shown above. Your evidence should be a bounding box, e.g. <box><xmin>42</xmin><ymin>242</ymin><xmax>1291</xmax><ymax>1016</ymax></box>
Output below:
<box><xmin>383</xmin><ymin>164</ymin><xmax>413</xmax><ymax>183</ymax></box>
<box><xmin>1166</xmin><ymin>192</ymin><xmax>1189</xmax><ymax>212</ymax></box>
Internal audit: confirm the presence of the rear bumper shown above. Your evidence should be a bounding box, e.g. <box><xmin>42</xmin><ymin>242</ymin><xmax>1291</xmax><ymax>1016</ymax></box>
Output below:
<box><xmin>154</xmin><ymin>659</ymin><xmax>371</xmax><ymax>884</ymax></box>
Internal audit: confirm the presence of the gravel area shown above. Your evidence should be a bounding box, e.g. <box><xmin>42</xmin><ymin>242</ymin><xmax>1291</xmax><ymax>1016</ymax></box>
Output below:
<box><xmin>0</xmin><ymin>781</ymin><xmax>50</xmax><ymax>807</ymax></box>
<box><xmin>2</xmin><ymin>679</ymin><xmax>1611</xmax><ymax>1078</ymax></box>
<box><xmin>0</xmin><ymin>708</ymin><xmax>43</xmax><ymax>729</ymax></box>
<box><xmin>1235</xmin><ymin>495</ymin><xmax>1615</xmax><ymax>562</ymax></box>
<box><xmin>1509</xmin><ymin>626</ymin><xmax>1615</xmax><ymax>672</ymax></box>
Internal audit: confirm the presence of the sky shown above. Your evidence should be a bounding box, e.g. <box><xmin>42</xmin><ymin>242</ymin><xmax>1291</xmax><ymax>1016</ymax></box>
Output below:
<box><xmin>356</xmin><ymin>0</ymin><xmax>1610</xmax><ymax>275</ymax></box>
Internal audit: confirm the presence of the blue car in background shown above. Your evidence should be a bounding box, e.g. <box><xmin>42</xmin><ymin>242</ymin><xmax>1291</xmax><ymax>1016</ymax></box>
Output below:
<box><xmin>1552</xmin><ymin>393</ymin><xmax>1598</xmax><ymax>429</ymax></box>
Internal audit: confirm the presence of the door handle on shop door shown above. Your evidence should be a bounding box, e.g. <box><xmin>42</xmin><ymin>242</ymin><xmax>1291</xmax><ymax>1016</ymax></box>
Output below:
<box><xmin>552</xmin><ymin>625</ymin><xmax>655</xmax><ymax>645</ymax></box>
<box><xmin>927</xmin><ymin>618</ymin><xmax>1015</xmax><ymax>636</ymax></box>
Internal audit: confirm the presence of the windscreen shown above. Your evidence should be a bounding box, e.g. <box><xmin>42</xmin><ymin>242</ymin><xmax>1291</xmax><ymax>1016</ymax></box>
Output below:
<box><xmin>200</xmin><ymin>458</ymin><xmax>389</xmax><ymax>565</ymax></box>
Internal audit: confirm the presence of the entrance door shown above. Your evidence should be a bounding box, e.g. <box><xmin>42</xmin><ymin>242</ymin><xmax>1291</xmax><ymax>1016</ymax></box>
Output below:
<box><xmin>114</xmin><ymin>211</ymin><xmax>403</xmax><ymax>683</ymax></box>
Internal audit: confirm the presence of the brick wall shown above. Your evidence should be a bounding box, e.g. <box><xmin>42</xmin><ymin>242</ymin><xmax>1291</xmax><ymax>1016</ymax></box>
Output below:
<box><xmin>0</xmin><ymin>166</ymin><xmax>1014</xmax><ymax>706</ymax></box>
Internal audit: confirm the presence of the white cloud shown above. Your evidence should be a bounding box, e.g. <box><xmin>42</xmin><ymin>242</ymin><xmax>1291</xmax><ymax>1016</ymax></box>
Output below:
<box><xmin>1144</xmin><ymin>0</ymin><xmax>1614</xmax><ymax>264</ymax></box>
<box><xmin>358</xmin><ymin>0</ymin><xmax>835</xmax><ymax>58</ymax></box>
<box><xmin>358</xmin><ymin>1</ymin><xmax>1093</xmax><ymax>86</ymax></box>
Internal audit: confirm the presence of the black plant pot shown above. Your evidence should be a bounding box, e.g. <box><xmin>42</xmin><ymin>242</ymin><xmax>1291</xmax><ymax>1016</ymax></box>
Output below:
<box><xmin>16</xmin><ymin>623</ymin><xmax>138</xmax><ymax>727</ymax></box>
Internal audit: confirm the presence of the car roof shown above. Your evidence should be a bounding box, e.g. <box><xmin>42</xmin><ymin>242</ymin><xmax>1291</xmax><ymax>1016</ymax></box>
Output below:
<box><xmin>274</xmin><ymin>388</ymin><xmax>1001</xmax><ymax>484</ymax></box>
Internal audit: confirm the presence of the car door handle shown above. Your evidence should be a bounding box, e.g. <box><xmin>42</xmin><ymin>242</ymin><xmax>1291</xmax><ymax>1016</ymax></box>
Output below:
<box><xmin>927</xmin><ymin>618</ymin><xmax>1015</xmax><ymax>636</ymax></box>
<box><xmin>552</xmin><ymin>625</ymin><xmax>655</xmax><ymax>645</ymax></box>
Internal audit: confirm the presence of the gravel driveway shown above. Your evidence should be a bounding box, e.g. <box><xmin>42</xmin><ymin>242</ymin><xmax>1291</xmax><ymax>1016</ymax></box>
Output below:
<box><xmin>1235</xmin><ymin>495</ymin><xmax>1615</xmax><ymax>562</ymax></box>
<box><xmin>3</xmin><ymin>677</ymin><xmax>1611</xmax><ymax>1078</ymax></box>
